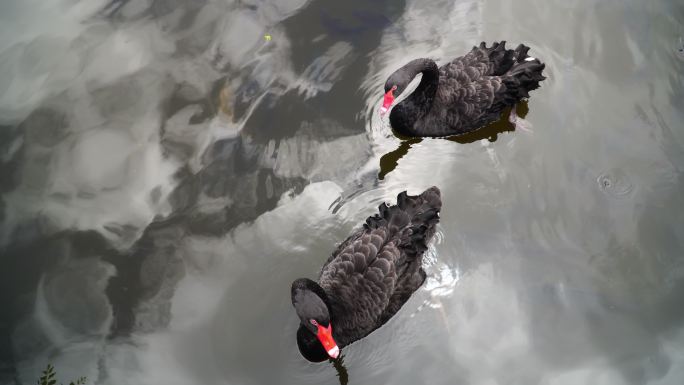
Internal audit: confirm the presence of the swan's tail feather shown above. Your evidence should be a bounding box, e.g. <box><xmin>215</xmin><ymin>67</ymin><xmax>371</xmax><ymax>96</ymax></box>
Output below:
<box><xmin>396</xmin><ymin>186</ymin><xmax>441</xmax><ymax>258</ymax></box>
<box><xmin>364</xmin><ymin>187</ymin><xmax>442</xmax><ymax>259</ymax></box>
<box><xmin>505</xmin><ymin>44</ymin><xmax>546</xmax><ymax>99</ymax></box>
<box><xmin>471</xmin><ymin>41</ymin><xmax>517</xmax><ymax>75</ymax></box>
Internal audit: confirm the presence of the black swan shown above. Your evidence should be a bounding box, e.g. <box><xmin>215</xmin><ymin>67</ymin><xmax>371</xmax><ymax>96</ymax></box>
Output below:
<box><xmin>291</xmin><ymin>186</ymin><xmax>442</xmax><ymax>362</ymax></box>
<box><xmin>380</xmin><ymin>41</ymin><xmax>546</xmax><ymax>137</ymax></box>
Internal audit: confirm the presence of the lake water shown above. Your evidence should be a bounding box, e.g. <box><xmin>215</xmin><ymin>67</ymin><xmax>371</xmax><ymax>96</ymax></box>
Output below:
<box><xmin>1</xmin><ymin>0</ymin><xmax>683</xmax><ymax>384</ymax></box>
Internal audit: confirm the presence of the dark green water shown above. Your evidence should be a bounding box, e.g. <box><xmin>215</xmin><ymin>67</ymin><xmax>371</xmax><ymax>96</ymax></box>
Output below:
<box><xmin>1</xmin><ymin>0</ymin><xmax>683</xmax><ymax>384</ymax></box>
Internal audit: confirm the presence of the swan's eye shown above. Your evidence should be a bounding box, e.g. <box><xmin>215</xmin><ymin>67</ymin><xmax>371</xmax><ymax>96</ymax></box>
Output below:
<box><xmin>391</xmin><ymin>85</ymin><xmax>397</xmax><ymax>91</ymax></box>
<box><xmin>310</xmin><ymin>319</ymin><xmax>318</xmax><ymax>326</ymax></box>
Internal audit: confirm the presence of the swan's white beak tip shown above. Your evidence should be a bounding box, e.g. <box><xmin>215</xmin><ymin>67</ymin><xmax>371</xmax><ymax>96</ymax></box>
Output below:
<box><xmin>327</xmin><ymin>345</ymin><xmax>340</xmax><ymax>359</ymax></box>
<box><xmin>379</xmin><ymin>106</ymin><xmax>389</xmax><ymax>115</ymax></box>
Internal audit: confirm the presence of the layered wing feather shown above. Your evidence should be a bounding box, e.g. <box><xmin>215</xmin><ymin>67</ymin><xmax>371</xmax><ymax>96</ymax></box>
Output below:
<box><xmin>318</xmin><ymin>187</ymin><xmax>441</xmax><ymax>346</ymax></box>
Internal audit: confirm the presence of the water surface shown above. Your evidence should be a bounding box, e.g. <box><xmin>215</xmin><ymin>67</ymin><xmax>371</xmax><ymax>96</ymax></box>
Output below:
<box><xmin>1</xmin><ymin>0</ymin><xmax>683</xmax><ymax>384</ymax></box>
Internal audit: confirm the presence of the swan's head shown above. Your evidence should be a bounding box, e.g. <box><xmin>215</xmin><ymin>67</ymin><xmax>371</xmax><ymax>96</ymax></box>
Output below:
<box><xmin>381</xmin><ymin>69</ymin><xmax>413</xmax><ymax>115</ymax></box>
<box><xmin>380</xmin><ymin>85</ymin><xmax>397</xmax><ymax>115</ymax></box>
<box><xmin>291</xmin><ymin>279</ymin><xmax>340</xmax><ymax>360</ymax></box>
<box><xmin>381</xmin><ymin>59</ymin><xmax>435</xmax><ymax>115</ymax></box>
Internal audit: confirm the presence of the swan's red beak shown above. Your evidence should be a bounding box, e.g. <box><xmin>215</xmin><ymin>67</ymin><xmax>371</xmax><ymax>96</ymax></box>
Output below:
<box><xmin>316</xmin><ymin>323</ymin><xmax>339</xmax><ymax>359</ymax></box>
<box><xmin>380</xmin><ymin>87</ymin><xmax>396</xmax><ymax>115</ymax></box>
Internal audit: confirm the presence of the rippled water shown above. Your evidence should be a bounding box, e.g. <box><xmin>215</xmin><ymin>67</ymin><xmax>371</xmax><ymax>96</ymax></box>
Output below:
<box><xmin>1</xmin><ymin>0</ymin><xmax>683</xmax><ymax>384</ymax></box>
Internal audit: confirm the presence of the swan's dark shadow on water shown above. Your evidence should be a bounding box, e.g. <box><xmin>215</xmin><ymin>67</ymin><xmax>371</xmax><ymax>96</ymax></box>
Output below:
<box><xmin>378</xmin><ymin>101</ymin><xmax>529</xmax><ymax>180</ymax></box>
<box><xmin>331</xmin><ymin>355</ymin><xmax>349</xmax><ymax>385</ymax></box>
<box><xmin>378</xmin><ymin>137</ymin><xmax>423</xmax><ymax>180</ymax></box>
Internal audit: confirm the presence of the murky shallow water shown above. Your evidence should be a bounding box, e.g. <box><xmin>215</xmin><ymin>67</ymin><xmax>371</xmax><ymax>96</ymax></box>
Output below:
<box><xmin>1</xmin><ymin>0</ymin><xmax>684</xmax><ymax>384</ymax></box>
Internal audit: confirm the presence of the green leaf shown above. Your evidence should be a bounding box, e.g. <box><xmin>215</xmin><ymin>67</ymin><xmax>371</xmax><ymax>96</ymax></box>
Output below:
<box><xmin>35</xmin><ymin>364</ymin><xmax>87</xmax><ymax>385</ymax></box>
<box><xmin>38</xmin><ymin>364</ymin><xmax>57</xmax><ymax>385</ymax></box>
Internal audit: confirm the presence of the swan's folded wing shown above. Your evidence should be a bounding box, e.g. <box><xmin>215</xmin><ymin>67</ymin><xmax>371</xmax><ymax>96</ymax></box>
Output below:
<box><xmin>378</xmin><ymin>260</ymin><xmax>426</xmax><ymax>325</ymax></box>
<box><xmin>319</xmin><ymin>228</ymin><xmax>399</xmax><ymax>344</ymax></box>
<box><xmin>444</xmin><ymin>41</ymin><xmax>516</xmax><ymax>84</ymax></box>
<box><xmin>321</xmin><ymin>231</ymin><xmax>362</xmax><ymax>271</ymax></box>
<box><xmin>434</xmin><ymin>76</ymin><xmax>516</xmax><ymax>130</ymax></box>
<box><xmin>316</xmin><ymin>188</ymin><xmax>440</xmax><ymax>344</ymax></box>
<box><xmin>441</xmin><ymin>59</ymin><xmax>490</xmax><ymax>86</ymax></box>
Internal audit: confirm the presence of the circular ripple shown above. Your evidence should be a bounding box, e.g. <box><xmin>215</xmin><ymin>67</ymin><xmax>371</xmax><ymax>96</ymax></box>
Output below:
<box><xmin>597</xmin><ymin>169</ymin><xmax>634</xmax><ymax>198</ymax></box>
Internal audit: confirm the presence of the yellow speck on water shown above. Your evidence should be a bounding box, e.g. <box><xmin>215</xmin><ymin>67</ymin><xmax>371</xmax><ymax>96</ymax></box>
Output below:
<box><xmin>264</xmin><ymin>34</ymin><xmax>272</xmax><ymax>41</ymax></box>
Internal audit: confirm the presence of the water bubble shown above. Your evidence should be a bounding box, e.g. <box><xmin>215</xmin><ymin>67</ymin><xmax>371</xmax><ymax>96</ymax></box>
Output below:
<box><xmin>597</xmin><ymin>168</ymin><xmax>634</xmax><ymax>198</ymax></box>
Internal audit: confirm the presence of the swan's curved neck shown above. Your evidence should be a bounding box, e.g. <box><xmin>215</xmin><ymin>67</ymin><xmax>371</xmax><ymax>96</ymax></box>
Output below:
<box><xmin>390</xmin><ymin>59</ymin><xmax>439</xmax><ymax>134</ymax></box>
<box><xmin>407</xmin><ymin>59</ymin><xmax>439</xmax><ymax>107</ymax></box>
<box><xmin>291</xmin><ymin>278</ymin><xmax>332</xmax><ymax>314</ymax></box>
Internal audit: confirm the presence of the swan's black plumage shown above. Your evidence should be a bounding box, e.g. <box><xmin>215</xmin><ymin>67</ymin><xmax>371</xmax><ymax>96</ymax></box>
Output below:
<box><xmin>291</xmin><ymin>186</ymin><xmax>442</xmax><ymax>362</ymax></box>
<box><xmin>385</xmin><ymin>41</ymin><xmax>546</xmax><ymax>137</ymax></box>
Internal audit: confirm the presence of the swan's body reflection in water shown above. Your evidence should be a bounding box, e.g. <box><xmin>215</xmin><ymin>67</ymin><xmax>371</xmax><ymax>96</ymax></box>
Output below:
<box><xmin>379</xmin><ymin>101</ymin><xmax>530</xmax><ymax>180</ymax></box>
